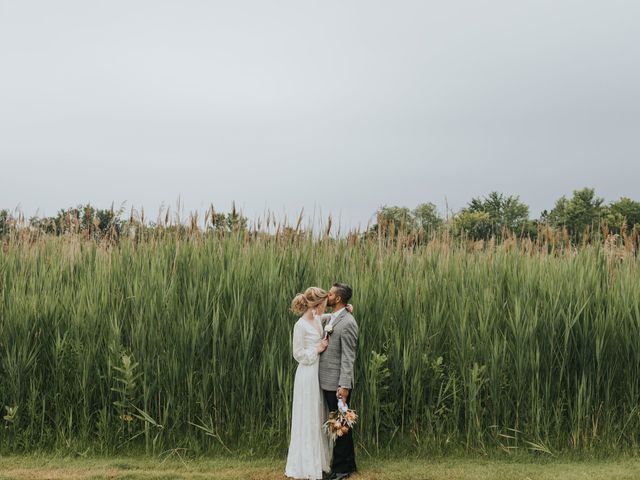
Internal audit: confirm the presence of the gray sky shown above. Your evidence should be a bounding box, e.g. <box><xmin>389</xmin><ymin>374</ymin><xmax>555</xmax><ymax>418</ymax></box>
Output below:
<box><xmin>1</xmin><ymin>1</ymin><xmax>639</xmax><ymax>231</ymax></box>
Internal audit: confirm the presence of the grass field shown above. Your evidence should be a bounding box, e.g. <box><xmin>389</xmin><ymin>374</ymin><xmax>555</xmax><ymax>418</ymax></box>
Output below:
<box><xmin>1</xmin><ymin>229</ymin><xmax>640</xmax><ymax>454</ymax></box>
<box><xmin>2</xmin><ymin>455</ymin><xmax>640</xmax><ymax>479</ymax></box>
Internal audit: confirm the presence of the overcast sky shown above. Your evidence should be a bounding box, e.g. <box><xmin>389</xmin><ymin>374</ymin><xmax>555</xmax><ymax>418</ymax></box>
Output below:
<box><xmin>1</xmin><ymin>1</ymin><xmax>639</xmax><ymax>231</ymax></box>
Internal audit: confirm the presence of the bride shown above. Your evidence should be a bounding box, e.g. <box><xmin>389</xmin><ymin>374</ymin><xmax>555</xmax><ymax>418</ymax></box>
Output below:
<box><xmin>285</xmin><ymin>287</ymin><xmax>332</xmax><ymax>480</ymax></box>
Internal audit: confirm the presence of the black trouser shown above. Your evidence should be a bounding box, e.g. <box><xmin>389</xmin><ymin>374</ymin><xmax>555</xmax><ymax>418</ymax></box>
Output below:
<box><xmin>323</xmin><ymin>389</ymin><xmax>357</xmax><ymax>474</ymax></box>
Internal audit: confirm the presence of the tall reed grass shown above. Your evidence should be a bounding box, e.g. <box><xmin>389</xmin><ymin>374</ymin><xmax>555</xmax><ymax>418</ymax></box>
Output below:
<box><xmin>0</xmin><ymin>225</ymin><xmax>639</xmax><ymax>456</ymax></box>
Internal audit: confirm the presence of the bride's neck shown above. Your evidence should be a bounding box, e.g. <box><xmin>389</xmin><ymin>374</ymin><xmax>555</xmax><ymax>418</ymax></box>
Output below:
<box><xmin>303</xmin><ymin>310</ymin><xmax>315</xmax><ymax>320</ymax></box>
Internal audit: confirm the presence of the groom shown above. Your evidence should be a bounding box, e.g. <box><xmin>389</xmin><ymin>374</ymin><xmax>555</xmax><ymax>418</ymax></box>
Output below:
<box><xmin>319</xmin><ymin>282</ymin><xmax>358</xmax><ymax>480</ymax></box>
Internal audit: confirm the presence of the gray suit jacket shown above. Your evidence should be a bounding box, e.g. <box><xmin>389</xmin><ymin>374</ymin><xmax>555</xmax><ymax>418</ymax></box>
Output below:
<box><xmin>318</xmin><ymin>309</ymin><xmax>359</xmax><ymax>391</ymax></box>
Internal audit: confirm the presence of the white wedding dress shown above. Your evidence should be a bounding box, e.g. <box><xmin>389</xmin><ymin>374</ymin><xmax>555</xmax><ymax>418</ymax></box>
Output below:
<box><xmin>285</xmin><ymin>316</ymin><xmax>331</xmax><ymax>479</ymax></box>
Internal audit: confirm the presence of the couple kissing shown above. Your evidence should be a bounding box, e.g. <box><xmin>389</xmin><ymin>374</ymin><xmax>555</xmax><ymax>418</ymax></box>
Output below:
<box><xmin>285</xmin><ymin>283</ymin><xmax>358</xmax><ymax>480</ymax></box>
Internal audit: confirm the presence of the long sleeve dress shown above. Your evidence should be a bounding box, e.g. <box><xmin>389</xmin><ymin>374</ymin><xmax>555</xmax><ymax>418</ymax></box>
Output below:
<box><xmin>284</xmin><ymin>316</ymin><xmax>331</xmax><ymax>479</ymax></box>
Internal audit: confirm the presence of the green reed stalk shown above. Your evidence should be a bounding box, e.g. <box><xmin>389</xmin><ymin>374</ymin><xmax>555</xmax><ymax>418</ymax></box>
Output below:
<box><xmin>0</xmin><ymin>230</ymin><xmax>639</xmax><ymax>455</ymax></box>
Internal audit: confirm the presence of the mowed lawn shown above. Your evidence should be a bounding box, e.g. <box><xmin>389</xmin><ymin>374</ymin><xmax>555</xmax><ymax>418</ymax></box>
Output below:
<box><xmin>1</xmin><ymin>456</ymin><xmax>640</xmax><ymax>480</ymax></box>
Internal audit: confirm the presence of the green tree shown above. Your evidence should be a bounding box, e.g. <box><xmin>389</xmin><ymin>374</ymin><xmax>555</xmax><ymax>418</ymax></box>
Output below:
<box><xmin>413</xmin><ymin>203</ymin><xmax>443</xmax><ymax>236</ymax></box>
<box><xmin>29</xmin><ymin>215</ymin><xmax>56</xmax><ymax>234</ymax></box>
<box><xmin>606</xmin><ymin>197</ymin><xmax>640</xmax><ymax>234</ymax></box>
<box><xmin>95</xmin><ymin>208</ymin><xmax>122</xmax><ymax>236</ymax></box>
<box><xmin>205</xmin><ymin>204</ymin><xmax>248</xmax><ymax>233</ymax></box>
<box><xmin>455</xmin><ymin>192</ymin><xmax>532</xmax><ymax>240</ymax></box>
<box><xmin>0</xmin><ymin>209</ymin><xmax>11</xmax><ymax>235</ymax></box>
<box><xmin>453</xmin><ymin>210</ymin><xmax>493</xmax><ymax>240</ymax></box>
<box><xmin>368</xmin><ymin>205</ymin><xmax>415</xmax><ymax>237</ymax></box>
<box><xmin>546</xmin><ymin>188</ymin><xmax>605</xmax><ymax>242</ymax></box>
<box><xmin>29</xmin><ymin>204</ymin><xmax>122</xmax><ymax>237</ymax></box>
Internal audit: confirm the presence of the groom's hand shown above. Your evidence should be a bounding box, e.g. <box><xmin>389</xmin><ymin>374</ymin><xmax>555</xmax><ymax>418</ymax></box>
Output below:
<box><xmin>337</xmin><ymin>387</ymin><xmax>349</xmax><ymax>401</ymax></box>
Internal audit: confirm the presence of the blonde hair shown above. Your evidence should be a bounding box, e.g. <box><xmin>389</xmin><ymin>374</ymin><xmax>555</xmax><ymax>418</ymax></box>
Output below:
<box><xmin>291</xmin><ymin>287</ymin><xmax>328</xmax><ymax>315</ymax></box>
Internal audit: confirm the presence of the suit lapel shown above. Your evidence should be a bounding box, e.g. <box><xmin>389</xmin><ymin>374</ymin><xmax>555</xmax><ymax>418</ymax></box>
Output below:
<box><xmin>332</xmin><ymin>309</ymin><xmax>348</xmax><ymax>329</ymax></box>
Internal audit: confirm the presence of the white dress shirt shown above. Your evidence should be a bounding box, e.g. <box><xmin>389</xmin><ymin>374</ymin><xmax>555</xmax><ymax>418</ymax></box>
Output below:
<box><xmin>329</xmin><ymin>307</ymin><xmax>345</xmax><ymax>326</ymax></box>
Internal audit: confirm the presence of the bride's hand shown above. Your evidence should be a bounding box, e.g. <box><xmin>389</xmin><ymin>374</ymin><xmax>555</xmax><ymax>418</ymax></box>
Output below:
<box><xmin>316</xmin><ymin>338</ymin><xmax>329</xmax><ymax>353</ymax></box>
<box><xmin>346</xmin><ymin>304</ymin><xmax>353</xmax><ymax>313</ymax></box>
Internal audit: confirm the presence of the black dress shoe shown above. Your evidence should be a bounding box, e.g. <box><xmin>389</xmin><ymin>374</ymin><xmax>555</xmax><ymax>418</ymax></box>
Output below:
<box><xmin>330</xmin><ymin>473</ymin><xmax>352</xmax><ymax>480</ymax></box>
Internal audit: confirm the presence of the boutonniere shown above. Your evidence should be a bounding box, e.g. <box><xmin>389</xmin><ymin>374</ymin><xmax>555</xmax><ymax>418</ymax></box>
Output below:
<box><xmin>324</xmin><ymin>324</ymin><xmax>334</xmax><ymax>336</ymax></box>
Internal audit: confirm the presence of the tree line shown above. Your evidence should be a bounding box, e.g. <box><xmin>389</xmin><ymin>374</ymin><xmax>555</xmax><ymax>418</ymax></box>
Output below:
<box><xmin>1</xmin><ymin>187</ymin><xmax>639</xmax><ymax>245</ymax></box>
<box><xmin>369</xmin><ymin>187</ymin><xmax>640</xmax><ymax>243</ymax></box>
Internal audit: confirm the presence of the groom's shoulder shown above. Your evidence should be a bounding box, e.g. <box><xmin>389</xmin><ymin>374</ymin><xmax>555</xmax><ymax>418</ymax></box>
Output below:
<box><xmin>344</xmin><ymin>312</ymin><xmax>358</xmax><ymax>326</ymax></box>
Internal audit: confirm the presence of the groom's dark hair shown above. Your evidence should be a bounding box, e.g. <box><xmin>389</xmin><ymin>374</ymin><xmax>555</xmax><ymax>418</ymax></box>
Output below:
<box><xmin>333</xmin><ymin>282</ymin><xmax>352</xmax><ymax>305</ymax></box>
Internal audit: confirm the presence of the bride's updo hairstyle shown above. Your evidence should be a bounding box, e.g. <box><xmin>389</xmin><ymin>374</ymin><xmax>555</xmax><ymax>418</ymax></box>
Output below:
<box><xmin>291</xmin><ymin>287</ymin><xmax>328</xmax><ymax>315</ymax></box>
